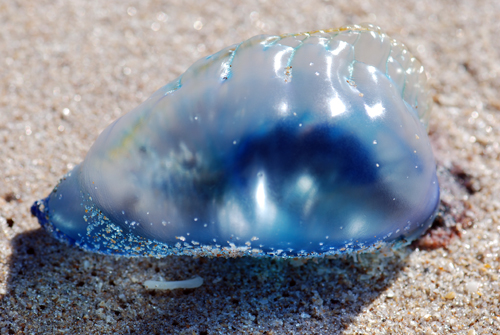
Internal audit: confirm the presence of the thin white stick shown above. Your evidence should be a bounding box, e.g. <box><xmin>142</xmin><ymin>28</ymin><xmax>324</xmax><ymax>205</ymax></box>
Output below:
<box><xmin>143</xmin><ymin>276</ymin><xmax>204</xmax><ymax>290</ymax></box>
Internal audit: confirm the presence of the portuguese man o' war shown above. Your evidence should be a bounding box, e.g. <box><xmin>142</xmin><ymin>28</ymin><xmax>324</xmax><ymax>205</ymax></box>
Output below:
<box><xmin>32</xmin><ymin>24</ymin><xmax>440</xmax><ymax>258</ymax></box>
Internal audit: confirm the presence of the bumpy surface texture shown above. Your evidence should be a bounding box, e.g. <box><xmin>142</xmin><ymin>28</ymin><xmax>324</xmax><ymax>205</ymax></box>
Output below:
<box><xmin>32</xmin><ymin>24</ymin><xmax>439</xmax><ymax>257</ymax></box>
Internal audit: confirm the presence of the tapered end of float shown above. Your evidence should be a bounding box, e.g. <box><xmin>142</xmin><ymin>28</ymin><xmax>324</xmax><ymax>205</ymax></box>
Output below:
<box><xmin>32</xmin><ymin>196</ymin><xmax>78</xmax><ymax>246</ymax></box>
<box><xmin>32</xmin><ymin>165</ymin><xmax>90</xmax><ymax>246</ymax></box>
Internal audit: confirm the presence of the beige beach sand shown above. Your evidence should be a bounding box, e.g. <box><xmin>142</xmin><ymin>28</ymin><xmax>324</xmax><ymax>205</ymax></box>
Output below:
<box><xmin>1</xmin><ymin>0</ymin><xmax>499</xmax><ymax>333</ymax></box>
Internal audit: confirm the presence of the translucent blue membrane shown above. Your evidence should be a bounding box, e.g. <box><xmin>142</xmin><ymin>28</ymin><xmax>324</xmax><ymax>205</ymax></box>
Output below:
<box><xmin>32</xmin><ymin>24</ymin><xmax>439</xmax><ymax>258</ymax></box>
